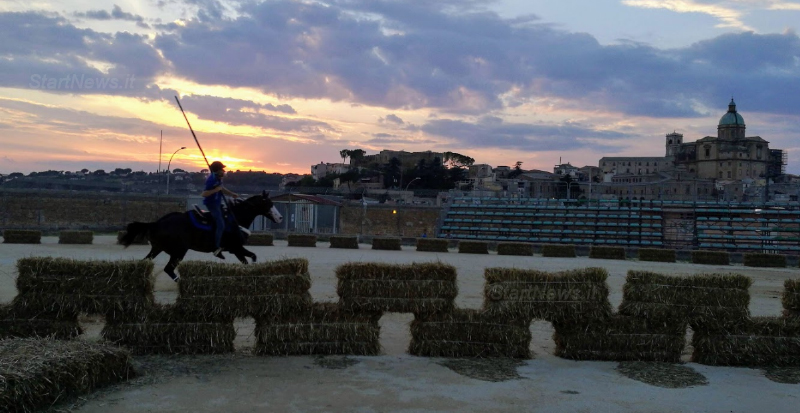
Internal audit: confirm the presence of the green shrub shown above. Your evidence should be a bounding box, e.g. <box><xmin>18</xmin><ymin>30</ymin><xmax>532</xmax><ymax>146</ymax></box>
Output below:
<box><xmin>589</xmin><ymin>246</ymin><xmax>626</xmax><ymax>260</ymax></box>
<box><xmin>58</xmin><ymin>230</ymin><xmax>93</xmax><ymax>245</ymax></box>
<box><xmin>458</xmin><ymin>241</ymin><xmax>488</xmax><ymax>254</ymax></box>
<box><xmin>743</xmin><ymin>253</ymin><xmax>787</xmax><ymax>268</ymax></box>
<box><xmin>497</xmin><ymin>242</ymin><xmax>533</xmax><ymax>256</ymax></box>
<box><xmin>541</xmin><ymin>244</ymin><xmax>576</xmax><ymax>258</ymax></box>
<box><xmin>416</xmin><ymin>238</ymin><xmax>448</xmax><ymax>252</ymax></box>
<box><xmin>2</xmin><ymin>230</ymin><xmax>41</xmax><ymax>244</ymax></box>
<box><xmin>288</xmin><ymin>234</ymin><xmax>317</xmax><ymax>247</ymax></box>
<box><xmin>330</xmin><ymin>236</ymin><xmax>359</xmax><ymax>249</ymax></box>
<box><xmin>691</xmin><ymin>250</ymin><xmax>730</xmax><ymax>265</ymax></box>
<box><xmin>638</xmin><ymin>248</ymin><xmax>676</xmax><ymax>263</ymax></box>
<box><xmin>246</xmin><ymin>233</ymin><xmax>274</xmax><ymax>246</ymax></box>
<box><xmin>372</xmin><ymin>237</ymin><xmax>402</xmax><ymax>250</ymax></box>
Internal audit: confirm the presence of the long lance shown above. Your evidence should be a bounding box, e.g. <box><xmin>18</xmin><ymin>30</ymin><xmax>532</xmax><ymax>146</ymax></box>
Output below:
<box><xmin>174</xmin><ymin>96</ymin><xmax>242</xmax><ymax>230</ymax></box>
<box><xmin>174</xmin><ymin>96</ymin><xmax>210</xmax><ymax>169</ymax></box>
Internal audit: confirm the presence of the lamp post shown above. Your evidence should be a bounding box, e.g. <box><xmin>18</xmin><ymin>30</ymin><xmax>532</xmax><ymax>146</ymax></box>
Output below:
<box><xmin>166</xmin><ymin>146</ymin><xmax>186</xmax><ymax>195</ymax></box>
<box><xmin>406</xmin><ymin>177</ymin><xmax>421</xmax><ymax>191</ymax></box>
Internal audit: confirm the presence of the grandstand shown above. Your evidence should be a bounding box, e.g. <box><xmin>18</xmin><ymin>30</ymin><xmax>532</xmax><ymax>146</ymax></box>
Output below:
<box><xmin>437</xmin><ymin>196</ymin><xmax>800</xmax><ymax>253</ymax></box>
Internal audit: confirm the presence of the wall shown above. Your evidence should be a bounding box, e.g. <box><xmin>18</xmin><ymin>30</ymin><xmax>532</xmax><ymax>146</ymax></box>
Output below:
<box><xmin>339</xmin><ymin>204</ymin><xmax>441</xmax><ymax>237</ymax></box>
<box><xmin>0</xmin><ymin>190</ymin><xmax>186</xmax><ymax>232</ymax></box>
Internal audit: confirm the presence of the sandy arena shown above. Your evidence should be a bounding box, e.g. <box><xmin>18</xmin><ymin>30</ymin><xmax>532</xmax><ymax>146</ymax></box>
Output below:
<box><xmin>0</xmin><ymin>236</ymin><xmax>798</xmax><ymax>412</ymax></box>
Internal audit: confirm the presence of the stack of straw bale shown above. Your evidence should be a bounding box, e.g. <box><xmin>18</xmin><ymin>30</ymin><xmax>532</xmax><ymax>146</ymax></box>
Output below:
<box><xmin>482</xmin><ymin>267</ymin><xmax>611</xmax><ymax>324</ymax></box>
<box><xmin>0</xmin><ymin>302</ymin><xmax>82</xmax><ymax>339</ymax></box>
<box><xmin>0</xmin><ymin>338</ymin><xmax>134</xmax><ymax>412</ymax></box>
<box><xmin>496</xmin><ymin>242</ymin><xmax>533</xmax><ymax>256</ymax></box>
<box><xmin>245</xmin><ymin>233</ymin><xmax>274</xmax><ymax>246</ymax></box>
<box><xmin>13</xmin><ymin>257</ymin><xmax>155</xmax><ymax>321</ymax></box>
<box><xmin>589</xmin><ymin>246</ymin><xmax>626</xmax><ymax>260</ymax></box>
<box><xmin>691</xmin><ymin>250</ymin><xmax>730</xmax><ymax>265</ymax></box>
<box><xmin>618</xmin><ymin>271</ymin><xmax>752</xmax><ymax>331</ymax></box>
<box><xmin>288</xmin><ymin>234</ymin><xmax>317</xmax><ymax>247</ymax></box>
<box><xmin>692</xmin><ymin>316</ymin><xmax>800</xmax><ymax>366</ymax></box>
<box><xmin>541</xmin><ymin>244</ymin><xmax>576</xmax><ymax>258</ymax></box>
<box><xmin>330</xmin><ymin>235</ymin><xmax>359</xmax><ymax>249</ymax></box>
<box><xmin>416</xmin><ymin>238</ymin><xmax>449</xmax><ymax>253</ymax></box>
<box><xmin>637</xmin><ymin>248</ymin><xmax>676</xmax><ymax>263</ymax></box>
<box><xmin>458</xmin><ymin>241</ymin><xmax>489</xmax><ymax>254</ymax></box>
<box><xmin>743</xmin><ymin>253</ymin><xmax>787</xmax><ymax>268</ymax></box>
<box><xmin>336</xmin><ymin>262</ymin><xmax>458</xmax><ymax>314</ymax></box>
<box><xmin>176</xmin><ymin>258</ymin><xmax>312</xmax><ymax>319</ymax></box>
<box><xmin>58</xmin><ymin>230</ymin><xmax>93</xmax><ymax>244</ymax></box>
<box><xmin>254</xmin><ymin>302</ymin><xmax>380</xmax><ymax>356</ymax></box>
<box><xmin>553</xmin><ymin>315</ymin><xmax>686</xmax><ymax>362</ymax></box>
<box><xmin>102</xmin><ymin>304</ymin><xmax>235</xmax><ymax>355</ymax></box>
<box><xmin>409</xmin><ymin>308</ymin><xmax>531</xmax><ymax>358</ymax></box>
<box><xmin>372</xmin><ymin>237</ymin><xmax>402</xmax><ymax>250</ymax></box>
<box><xmin>2</xmin><ymin>230</ymin><xmax>41</xmax><ymax>244</ymax></box>
<box><xmin>783</xmin><ymin>279</ymin><xmax>800</xmax><ymax>318</ymax></box>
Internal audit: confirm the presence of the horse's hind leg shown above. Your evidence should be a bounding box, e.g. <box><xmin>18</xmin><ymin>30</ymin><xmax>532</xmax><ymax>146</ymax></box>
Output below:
<box><xmin>163</xmin><ymin>250</ymin><xmax>187</xmax><ymax>282</ymax></box>
<box><xmin>229</xmin><ymin>246</ymin><xmax>255</xmax><ymax>264</ymax></box>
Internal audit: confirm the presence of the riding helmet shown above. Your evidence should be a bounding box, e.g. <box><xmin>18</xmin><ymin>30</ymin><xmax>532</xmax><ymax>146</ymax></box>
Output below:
<box><xmin>210</xmin><ymin>161</ymin><xmax>226</xmax><ymax>172</ymax></box>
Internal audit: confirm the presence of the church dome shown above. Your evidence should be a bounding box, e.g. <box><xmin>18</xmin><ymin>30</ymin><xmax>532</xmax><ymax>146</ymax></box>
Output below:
<box><xmin>719</xmin><ymin>98</ymin><xmax>745</xmax><ymax>126</ymax></box>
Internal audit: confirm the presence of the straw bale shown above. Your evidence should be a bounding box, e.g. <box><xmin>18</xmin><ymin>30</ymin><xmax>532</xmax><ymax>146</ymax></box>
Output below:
<box><xmin>692</xmin><ymin>316</ymin><xmax>800</xmax><ymax>367</ymax></box>
<box><xmin>14</xmin><ymin>257</ymin><xmax>155</xmax><ymax>319</ymax></box>
<box><xmin>254</xmin><ymin>302</ymin><xmax>381</xmax><ymax>356</ymax></box>
<box><xmin>691</xmin><ymin>250</ymin><xmax>730</xmax><ymax>265</ymax></box>
<box><xmin>589</xmin><ymin>246</ymin><xmax>626</xmax><ymax>260</ymax></box>
<box><xmin>496</xmin><ymin>242</ymin><xmax>533</xmax><ymax>256</ymax></box>
<box><xmin>336</xmin><ymin>262</ymin><xmax>458</xmax><ymax>313</ymax></box>
<box><xmin>458</xmin><ymin>241</ymin><xmax>489</xmax><ymax>254</ymax></box>
<box><xmin>483</xmin><ymin>267</ymin><xmax>612</xmax><ymax>323</ymax></box>
<box><xmin>743</xmin><ymin>253</ymin><xmax>787</xmax><ymax>268</ymax></box>
<box><xmin>638</xmin><ymin>248</ymin><xmax>676</xmax><ymax>263</ymax></box>
<box><xmin>409</xmin><ymin>309</ymin><xmax>532</xmax><ymax>358</ymax></box>
<box><xmin>288</xmin><ymin>234</ymin><xmax>317</xmax><ymax>247</ymax></box>
<box><xmin>245</xmin><ymin>233</ymin><xmax>274</xmax><ymax>246</ymax></box>
<box><xmin>619</xmin><ymin>271</ymin><xmax>751</xmax><ymax>330</ymax></box>
<box><xmin>784</xmin><ymin>279</ymin><xmax>800</xmax><ymax>315</ymax></box>
<box><xmin>372</xmin><ymin>237</ymin><xmax>402</xmax><ymax>250</ymax></box>
<box><xmin>102</xmin><ymin>304</ymin><xmax>235</xmax><ymax>355</ymax></box>
<box><xmin>0</xmin><ymin>303</ymin><xmax>82</xmax><ymax>339</ymax></box>
<box><xmin>0</xmin><ymin>338</ymin><xmax>134</xmax><ymax>412</ymax></box>
<box><xmin>541</xmin><ymin>244</ymin><xmax>576</xmax><ymax>258</ymax></box>
<box><xmin>58</xmin><ymin>230</ymin><xmax>93</xmax><ymax>244</ymax></box>
<box><xmin>330</xmin><ymin>235</ymin><xmax>359</xmax><ymax>249</ymax></box>
<box><xmin>336</xmin><ymin>262</ymin><xmax>458</xmax><ymax>281</ymax></box>
<box><xmin>177</xmin><ymin>259</ymin><xmax>313</xmax><ymax>318</ymax></box>
<box><xmin>117</xmin><ymin>230</ymin><xmax>148</xmax><ymax>245</ymax></box>
<box><xmin>553</xmin><ymin>314</ymin><xmax>686</xmax><ymax>362</ymax></box>
<box><xmin>2</xmin><ymin>230</ymin><xmax>41</xmax><ymax>244</ymax></box>
<box><xmin>416</xmin><ymin>238</ymin><xmax>449</xmax><ymax>253</ymax></box>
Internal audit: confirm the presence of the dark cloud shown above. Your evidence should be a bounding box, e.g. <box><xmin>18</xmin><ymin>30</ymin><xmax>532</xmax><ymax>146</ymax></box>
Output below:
<box><xmin>74</xmin><ymin>5</ymin><xmax>146</xmax><ymax>23</ymax></box>
<box><xmin>365</xmin><ymin>135</ymin><xmax>437</xmax><ymax>145</ymax></box>
<box><xmin>149</xmin><ymin>0</ymin><xmax>799</xmax><ymax>117</ymax></box>
<box><xmin>420</xmin><ymin>116</ymin><xmax>626</xmax><ymax>152</ymax></box>
<box><xmin>179</xmin><ymin>95</ymin><xmax>331</xmax><ymax>133</ymax></box>
<box><xmin>0</xmin><ymin>12</ymin><xmax>164</xmax><ymax>97</ymax></box>
<box><xmin>379</xmin><ymin>114</ymin><xmax>405</xmax><ymax>125</ymax></box>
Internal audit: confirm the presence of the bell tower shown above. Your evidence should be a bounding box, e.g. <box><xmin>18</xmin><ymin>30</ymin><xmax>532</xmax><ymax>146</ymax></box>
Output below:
<box><xmin>666</xmin><ymin>132</ymin><xmax>683</xmax><ymax>156</ymax></box>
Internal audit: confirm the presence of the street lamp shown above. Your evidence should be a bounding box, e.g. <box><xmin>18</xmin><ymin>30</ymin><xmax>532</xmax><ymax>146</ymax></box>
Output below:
<box><xmin>166</xmin><ymin>146</ymin><xmax>186</xmax><ymax>195</ymax></box>
<box><xmin>405</xmin><ymin>177</ymin><xmax>421</xmax><ymax>191</ymax></box>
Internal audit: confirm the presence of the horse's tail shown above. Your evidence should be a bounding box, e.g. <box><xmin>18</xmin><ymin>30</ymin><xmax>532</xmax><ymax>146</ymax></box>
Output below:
<box><xmin>120</xmin><ymin>221</ymin><xmax>154</xmax><ymax>247</ymax></box>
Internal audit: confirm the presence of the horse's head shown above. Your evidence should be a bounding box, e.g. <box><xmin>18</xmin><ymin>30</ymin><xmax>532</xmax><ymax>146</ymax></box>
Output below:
<box><xmin>247</xmin><ymin>190</ymin><xmax>282</xmax><ymax>223</ymax></box>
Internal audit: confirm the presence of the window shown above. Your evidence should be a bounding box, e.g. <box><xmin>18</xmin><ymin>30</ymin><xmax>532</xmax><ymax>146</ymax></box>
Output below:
<box><xmin>705</xmin><ymin>148</ymin><xmax>711</xmax><ymax>158</ymax></box>
<box><xmin>728</xmin><ymin>161</ymin><xmax>731</xmax><ymax>166</ymax></box>
<box><xmin>757</xmin><ymin>146</ymin><xmax>763</xmax><ymax>159</ymax></box>
<box><xmin>727</xmin><ymin>171</ymin><xmax>731</xmax><ymax>178</ymax></box>
<box><xmin>719</xmin><ymin>171</ymin><xmax>723</xmax><ymax>178</ymax></box>
<box><xmin>638</xmin><ymin>169</ymin><xmax>642</xmax><ymax>174</ymax></box>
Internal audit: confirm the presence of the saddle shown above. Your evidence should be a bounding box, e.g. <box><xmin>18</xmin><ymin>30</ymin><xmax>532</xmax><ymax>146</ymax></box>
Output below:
<box><xmin>189</xmin><ymin>205</ymin><xmax>251</xmax><ymax>237</ymax></box>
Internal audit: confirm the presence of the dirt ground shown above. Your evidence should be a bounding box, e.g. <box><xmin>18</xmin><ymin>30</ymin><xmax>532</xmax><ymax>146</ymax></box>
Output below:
<box><xmin>1</xmin><ymin>236</ymin><xmax>798</xmax><ymax>412</ymax></box>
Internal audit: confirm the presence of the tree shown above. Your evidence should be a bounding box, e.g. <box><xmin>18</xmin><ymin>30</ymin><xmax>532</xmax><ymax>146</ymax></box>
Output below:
<box><xmin>339</xmin><ymin>149</ymin><xmax>350</xmax><ymax>165</ymax></box>
<box><xmin>508</xmin><ymin>161</ymin><xmax>524</xmax><ymax>179</ymax></box>
<box><xmin>443</xmin><ymin>152</ymin><xmax>475</xmax><ymax>169</ymax></box>
<box><xmin>92</xmin><ymin>169</ymin><xmax>106</xmax><ymax>176</ymax></box>
<box><xmin>383</xmin><ymin>157</ymin><xmax>402</xmax><ymax>188</ymax></box>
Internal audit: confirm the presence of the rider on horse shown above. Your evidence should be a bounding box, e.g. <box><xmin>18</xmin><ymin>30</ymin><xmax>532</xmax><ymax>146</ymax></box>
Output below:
<box><xmin>201</xmin><ymin>161</ymin><xmax>239</xmax><ymax>258</ymax></box>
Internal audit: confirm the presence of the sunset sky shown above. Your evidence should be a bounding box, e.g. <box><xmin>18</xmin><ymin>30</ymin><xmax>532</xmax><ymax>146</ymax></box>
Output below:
<box><xmin>1</xmin><ymin>0</ymin><xmax>799</xmax><ymax>175</ymax></box>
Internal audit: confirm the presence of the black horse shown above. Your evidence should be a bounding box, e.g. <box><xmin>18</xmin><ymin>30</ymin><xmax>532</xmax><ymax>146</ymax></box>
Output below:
<box><xmin>120</xmin><ymin>191</ymin><xmax>283</xmax><ymax>281</ymax></box>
